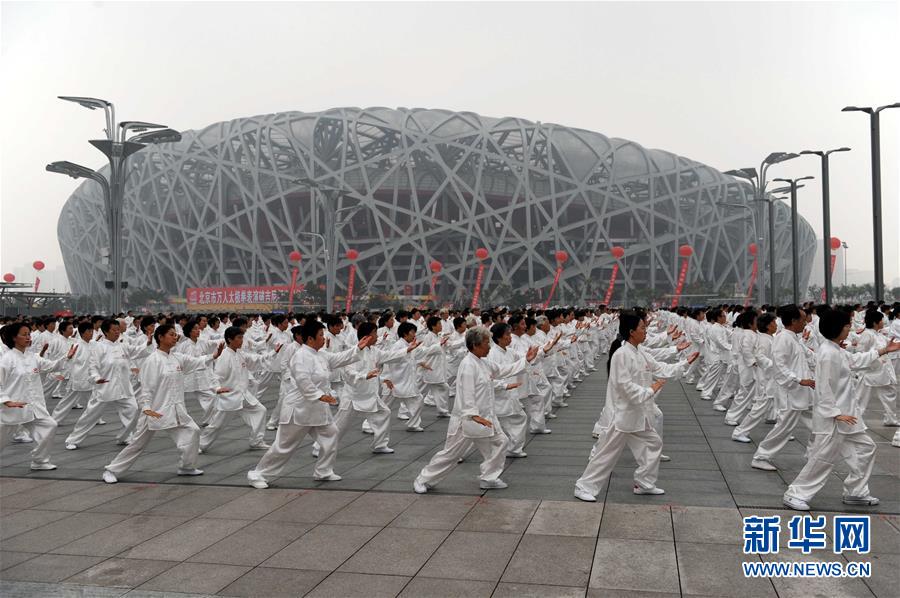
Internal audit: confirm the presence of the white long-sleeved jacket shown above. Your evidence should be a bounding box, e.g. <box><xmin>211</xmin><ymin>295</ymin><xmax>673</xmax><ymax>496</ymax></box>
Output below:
<box><xmin>812</xmin><ymin>340</ymin><xmax>881</xmax><ymax>435</ymax></box>
<box><xmin>449</xmin><ymin>351</ymin><xmax>529</xmax><ymax>438</ymax></box>
<box><xmin>0</xmin><ymin>348</ymin><xmax>67</xmax><ymax>425</ymax></box>
<box><xmin>137</xmin><ymin>349</ymin><xmax>215</xmax><ymax>430</ymax></box>
<box><xmin>771</xmin><ymin>330</ymin><xmax>815</xmax><ymax>410</ymax></box>
<box><xmin>212</xmin><ymin>346</ymin><xmax>278</xmax><ymax>411</ymax></box>
<box><xmin>278</xmin><ymin>343</ymin><xmax>361</xmax><ymax>427</ymax></box>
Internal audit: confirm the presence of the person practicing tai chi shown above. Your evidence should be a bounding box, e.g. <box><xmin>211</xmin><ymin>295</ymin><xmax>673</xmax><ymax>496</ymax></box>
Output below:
<box><xmin>247</xmin><ymin>320</ymin><xmax>375</xmax><ymax>489</ymax></box>
<box><xmin>782</xmin><ymin>309</ymin><xmax>900</xmax><ymax>510</ymax></box>
<box><xmin>574</xmin><ymin>311</ymin><xmax>697</xmax><ymax>502</ymax></box>
<box><xmin>413</xmin><ymin>327</ymin><xmax>538</xmax><ymax>494</ymax></box>
<box><xmin>102</xmin><ymin>324</ymin><xmax>226</xmax><ymax>484</ymax></box>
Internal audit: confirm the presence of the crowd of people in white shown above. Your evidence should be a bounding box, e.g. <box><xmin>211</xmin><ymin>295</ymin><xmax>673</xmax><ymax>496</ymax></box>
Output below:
<box><xmin>1</xmin><ymin>300</ymin><xmax>898</xmax><ymax>511</ymax></box>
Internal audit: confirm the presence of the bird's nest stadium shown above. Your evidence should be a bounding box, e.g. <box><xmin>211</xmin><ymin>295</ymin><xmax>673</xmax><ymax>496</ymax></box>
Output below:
<box><xmin>57</xmin><ymin>107</ymin><xmax>816</xmax><ymax>307</ymax></box>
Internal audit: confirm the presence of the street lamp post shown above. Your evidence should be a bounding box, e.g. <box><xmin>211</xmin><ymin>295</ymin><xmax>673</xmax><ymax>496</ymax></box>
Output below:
<box><xmin>773</xmin><ymin>177</ymin><xmax>814</xmax><ymax>304</ymax></box>
<box><xmin>799</xmin><ymin>148</ymin><xmax>851</xmax><ymax>304</ymax></box>
<box><xmin>842</xmin><ymin>241</ymin><xmax>849</xmax><ymax>287</ymax></box>
<box><xmin>49</xmin><ymin>97</ymin><xmax>181</xmax><ymax>314</ymax></box>
<box><xmin>723</xmin><ymin>152</ymin><xmax>799</xmax><ymax>305</ymax></box>
<box><xmin>842</xmin><ymin>102</ymin><xmax>900</xmax><ymax>301</ymax></box>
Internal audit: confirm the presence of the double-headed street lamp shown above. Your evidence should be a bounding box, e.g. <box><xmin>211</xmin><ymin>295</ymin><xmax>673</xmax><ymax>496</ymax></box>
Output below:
<box><xmin>723</xmin><ymin>151</ymin><xmax>799</xmax><ymax>305</ymax></box>
<box><xmin>47</xmin><ymin>97</ymin><xmax>181</xmax><ymax>314</ymax></box>
<box><xmin>773</xmin><ymin>176</ymin><xmax>815</xmax><ymax>304</ymax></box>
<box><xmin>842</xmin><ymin>102</ymin><xmax>900</xmax><ymax>301</ymax></box>
<box><xmin>798</xmin><ymin>147</ymin><xmax>850</xmax><ymax>304</ymax></box>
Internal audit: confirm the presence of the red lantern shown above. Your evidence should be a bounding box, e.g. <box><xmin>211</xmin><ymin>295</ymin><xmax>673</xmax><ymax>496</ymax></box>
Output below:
<box><xmin>830</xmin><ymin>237</ymin><xmax>841</xmax><ymax>251</ymax></box>
<box><xmin>475</xmin><ymin>248</ymin><xmax>489</xmax><ymax>260</ymax></box>
<box><xmin>748</xmin><ymin>243</ymin><xmax>758</xmax><ymax>256</ymax></box>
<box><xmin>289</xmin><ymin>250</ymin><xmax>302</xmax><ymax>262</ymax></box>
<box><xmin>2</xmin><ymin>273</ymin><xmax>14</xmax><ymax>283</ymax></box>
<box><xmin>346</xmin><ymin>249</ymin><xmax>359</xmax><ymax>261</ymax></box>
<box><xmin>32</xmin><ymin>260</ymin><xmax>45</xmax><ymax>271</ymax></box>
<box><xmin>429</xmin><ymin>260</ymin><xmax>442</xmax><ymax>273</ymax></box>
<box><xmin>678</xmin><ymin>245</ymin><xmax>693</xmax><ymax>257</ymax></box>
<box><xmin>611</xmin><ymin>246</ymin><xmax>625</xmax><ymax>259</ymax></box>
<box><xmin>554</xmin><ymin>250</ymin><xmax>569</xmax><ymax>263</ymax></box>
<box><xmin>318</xmin><ymin>283</ymin><xmax>326</xmax><ymax>290</ymax></box>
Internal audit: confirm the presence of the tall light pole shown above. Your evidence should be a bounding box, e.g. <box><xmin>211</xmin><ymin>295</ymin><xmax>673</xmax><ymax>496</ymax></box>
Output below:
<box><xmin>842</xmin><ymin>241</ymin><xmax>849</xmax><ymax>287</ymax></box>
<box><xmin>49</xmin><ymin>97</ymin><xmax>180</xmax><ymax>314</ymax></box>
<box><xmin>723</xmin><ymin>151</ymin><xmax>799</xmax><ymax>305</ymax></box>
<box><xmin>773</xmin><ymin>177</ymin><xmax>814</xmax><ymax>304</ymax></box>
<box><xmin>842</xmin><ymin>102</ymin><xmax>900</xmax><ymax>301</ymax></box>
<box><xmin>798</xmin><ymin>148</ymin><xmax>850</xmax><ymax>304</ymax></box>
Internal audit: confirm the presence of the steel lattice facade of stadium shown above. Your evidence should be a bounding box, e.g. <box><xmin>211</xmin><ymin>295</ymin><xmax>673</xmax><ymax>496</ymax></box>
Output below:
<box><xmin>57</xmin><ymin>107</ymin><xmax>816</xmax><ymax>305</ymax></box>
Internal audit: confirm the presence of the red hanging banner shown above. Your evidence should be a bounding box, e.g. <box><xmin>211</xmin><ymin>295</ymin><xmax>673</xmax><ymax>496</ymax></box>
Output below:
<box><xmin>543</xmin><ymin>267</ymin><xmax>563</xmax><ymax>309</ymax></box>
<box><xmin>288</xmin><ymin>268</ymin><xmax>300</xmax><ymax>310</ymax></box>
<box><xmin>471</xmin><ymin>263</ymin><xmax>486</xmax><ymax>308</ymax></box>
<box><xmin>603</xmin><ymin>263</ymin><xmax>619</xmax><ymax>305</ymax></box>
<box><xmin>671</xmin><ymin>261</ymin><xmax>689</xmax><ymax>307</ymax></box>
<box><xmin>743</xmin><ymin>257</ymin><xmax>758</xmax><ymax>308</ymax></box>
<box><xmin>430</xmin><ymin>275</ymin><xmax>439</xmax><ymax>300</ymax></box>
<box><xmin>345</xmin><ymin>264</ymin><xmax>356</xmax><ymax>312</ymax></box>
<box><xmin>34</xmin><ymin>277</ymin><xmax>41</xmax><ymax>293</ymax></box>
<box><xmin>820</xmin><ymin>253</ymin><xmax>838</xmax><ymax>302</ymax></box>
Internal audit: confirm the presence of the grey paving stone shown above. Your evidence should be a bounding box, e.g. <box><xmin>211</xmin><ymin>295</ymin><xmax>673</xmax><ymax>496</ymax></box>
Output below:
<box><xmin>526</xmin><ymin>500</ymin><xmax>604</xmax><ymax>537</ymax></box>
<box><xmin>1</xmin><ymin>509</ymin><xmax>70</xmax><ymax>541</ymax></box>
<box><xmin>2</xmin><ymin>512</ymin><xmax>128</xmax><ymax>553</ymax></box>
<box><xmin>0</xmin><ymin>477</ymin><xmax>56</xmax><ymax>498</ymax></box>
<box><xmin>52</xmin><ymin>515</ymin><xmax>190</xmax><ymax>557</ymax></box>
<box><xmin>339</xmin><ymin>527</ymin><xmax>449</xmax><ymax>576</ymax></box>
<box><xmin>398</xmin><ymin>577</ymin><xmax>494</xmax><ymax>597</ymax></box>
<box><xmin>261</xmin><ymin>524</ymin><xmax>381</xmax><ymax>571</ymax></box>
<box><xmin>325</xmin><ymin>491</ymin><xmax>416</xmax><ymax>526</ymax></box>
<box><xmin>389</xmin><ymin>495</ymin><xmax>477</xmax><ymax>530</ymax></box>
<box><xmin>1</xmin><ymin>553</ymin><xmax>106</xmax><ymax>583</ymax></box>
<box><xmin>136</xmin><ymin>562</ymin><xmax>251</xmax><ymax>594</ymax></box>
<box><xmin>64</xmin><ymin>558</ymin><xmax>176</xmax><ymax>589</ymax></box>
<box><xmin>501</xmin><ymin>534</ymin><xmax>594</xmax><ymax>587</ymax></box>
<box><xmin>760</xmin><ymin>548</ymin><xmax>877</xmax><ymax>598</ymax></box>
<box><xmin>844</xmin><ymin>550</ymin><xmax>898</xmax><ymax>598</ymax></box>
<box><xmin>671</xmin><ymin>505</ymin><xmax>744</xmax><ymax>545</ymax></box>
<box><xmin>589</xmin><ymin>539</ymin><xmax>679</xmax><ymax>594</ymax></box>
<box><xmin>456</xmin><ymin>497</ymin><xmax>539</xmax><ymax>534</ymax></box>
<box><xmin>494</xmin><ymin>582</ymin><xmax>586</xmax><ymax>597</ymax></box>
<box><xmin>217</xmin><ymin>567</ymin><xmax>328</xmax><ymax>597</ymax></box>
<box><xmin>32</xmin><ymin>483</ymin><xmax>143</xmax><ymax>513</ymax></box>
<box><xmin>0</xmin><ymin>551</ymin><xmax>39</xmax><ymax>571</ymax></box>
<box><xmin>87</xmin><ymin>485</ymin><xmax>199</xmax><ymax>515</ymax></box>
<box><xmin>1</xmin><ymin>481</ymin><xmax>97</xmax><ymax>509</ymax></box>
<box><xmin>586</xmin><ymin>590</ymin><xmax>679</xmax><ymax>598</ymax></box>
<box><xmin>0</xmin><ymin>580</ymin><xmax>128</xmax><ymax>598</ymax></box>
<box><xmin>202</xmin><ymin>488</ymin><xmax>307</xmax><ymax>520</ymax></box>
<box><xmin>676</xmin><ymin>541</ymin><xmax>775</xmax><ymax>597</ymax></box>
<box><xmin>142</xmin><ymin>486</ymin><xmax>251</xmax><ymax>517</ymax></box>
<box><xmin>261</xmin><ymin>489</ymin><xmax>362</xmax><ymax>523</ymax></box>
<box><xmin>116</xmin><ymin>517</ymin><xmax>251</xmax><ymax>561</ymax></box>
<box><xmin>187</xmin><ymin>521</ymin><xmax>311</xmax><ymax>566</ymax></box>
<box><xmin>598</xmin><ymin>504</ymin><xmax>673</xmax><ymax>541</ymax></box>
<box><xmin>417</xmin><ymin>530</ymin><xmax>521</xmax><ymax>582</ymax></box>
<box><xmin>304</xmin><ymin>572</ymin><xmax>410</xmax><ymax>598</ymax></box>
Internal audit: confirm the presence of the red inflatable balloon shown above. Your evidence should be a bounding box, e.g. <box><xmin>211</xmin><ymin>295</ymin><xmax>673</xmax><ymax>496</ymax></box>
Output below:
<box><xmin>346</xmin><ymin>249</ymin><xmax>359</xmax><ymax>260</ymax></box>
<box><xmin>678</xmin><ymin>245</ymin><xmax>694</xmax><ymax>257</ymax></box>
<box><xmin>475</xmin><ymin>248</ymin><xmax>489</xmax><ymax>260</ymax></box>
<box><xmin>430</xmin><ymin>260</ymin><xmax>443</xmax><ymax>273</ymax></box>
<box><xmin>611</xmin><ymin>246</ymin><xmax>625</xmax><ymax>259</ymax></box>
<box><xmin>748</xmin><ymin>243</ymin><xmax>758</xmax><ymax>256</ymax></box>
<box><xmin>2</xmin><ymin>273</ymin><xmax>14</xmax><ymax>283</ymax></box>
<box><xmin>830</xmin><ymin>237</ymin><xmax>841</xmax><ymax>251</ymax></box>
<box><xmin>32</xmin><ymin>260</ymin><xmax>45</xmax><ymax>271</ymax></box>
<box><xmin>555</xmin><ymin>250</ymin><xmax>568</xmax><ymax>264</ymax></box>
<box><xmin>288</xmin><ymin>250</ymin><xmax>302</xmax><ymax>262</ymax></box>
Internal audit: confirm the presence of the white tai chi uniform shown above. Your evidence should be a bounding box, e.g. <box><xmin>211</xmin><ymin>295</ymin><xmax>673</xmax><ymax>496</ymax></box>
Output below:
<box><xmin>248</xmin><ymin>343</ymin><xmax>361</xmax><ymax>484</ymax></box>
<box><xmin>575</xmin><ymin>342</ymin><xmax>669</xmax><ymax>498</ymax></box>
<box><xmin>176</xmin><ymin>338</ymin><xmax>221</xmax><ymax>424</ymax></box>
<box><xmin>104</xmin><ymin>349</ymin><xmax>215</xmax><ymax>477</ymax></box>
<box><xmin>784</xmin><ymin>341</ymin><xmax>882</xmax><ymax>503</ymax></box>
<box><xmin>855</xmin><ymin>328</ymin><xmax>899</xmax><ymax>425</ymax></box>
<box><xmin>382</xmin><ymin>338</ymin><xmax>441</xmax><ymax>430</ymax></box>
<box><xmin>0</xmin><ymin>348</ymin><xmax>67</xmax><ymax>467</ymax></box>
<box><xmin>415</xmin><ymin>351</ymin><xmax>529</xmax><ymax>490</ymax></box>
<box><xmin>700</xmin><ymin>323</ymin><xmax>730</xmax><ymax>401</ymax></box>
<box><xmin>51</xmin><ymin>336</ymin><xmax>94</xmax><ymax>423</ymax></box>
<box><xmin>420</xmin><ymin>331</ymin><xmax>451</xmax><ymax>416</ymax></box>
<box><xmin>733</xmin><ymin>332</ymin><xmax>776</xmax><ymax>439</ymax></box>
<box><xmin>487</xmin><ymin>343</ymin><xmax>529</xmax><ymax>455</ymax></box>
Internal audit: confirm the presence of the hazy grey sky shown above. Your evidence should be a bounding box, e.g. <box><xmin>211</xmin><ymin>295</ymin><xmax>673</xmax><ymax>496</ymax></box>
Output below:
<box><xmin>2</xmin><ymin>1</ymin><xmax>899</xmax><ymax>283</ymax></box>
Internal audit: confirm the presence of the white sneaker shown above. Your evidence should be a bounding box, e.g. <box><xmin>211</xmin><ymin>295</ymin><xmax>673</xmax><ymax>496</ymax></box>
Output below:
<box><xmin>96</xmin><ymin>418</ymin><xmax>107</xmax><ymax>425</ymax></box>
<box><xmin>783</xmin><ymin>495</ymin><xmax>810</xmax><ymax>511</ymax></box>
<box><xmin>547</xmin><ymin>413</ymin><xmax>557</xmax><ymax>419</ymax></box>
<box><xmin>102</xmin><ymin>470</ymin><xmax>117</xmax><ymax>484</ymax></box>
<box><xmin>788</xmin><ymin>435</ymin><xmax>796</xmax><ymax>441</ymax></box>
<box><xmin>65</xmin><ymin>443</ymin><xmax>78</xmax><ymax>450</ymax></box>
<box><xmin>115</xmin><ymin>439</ymin><xmax>129</xmax><ymax>446</ymax></box>
<box><xmin>633</xmin><ymin>485</ymin><xmax>665</xmax><ymax>495</ymax></box>
<box><xmin>713</xmin><ymin>405</ymin><xmax>727</xmax><ymax>412</ymax></box>
<box><xmin>413</xmin><ymin>479</ymin><xmax>429</xmax><ymax>494</ymax></box>
<box><xmin>574</xmin><ymin>488</ymin><xmax>597</xmax><ymax>502</ymax></box>
<box><xmin>407</xmin><ymin>426</ymin><xmax>424</xmax><ymax>432</ymax></box>
<box><xmin>883</xmin><ymin>419</ymin><xmax>900</xmax><ymax>427</ymax></box>
<box><xmin>842</xmin><ymin>495</ymin><xmax>880</xmax><ymax>506</ymax></box>
<box><xmin>314</xmin><ymin>473</ymin><xmax>342</xmax><ymax>482</ymax></box>
<box><xmin>176</xmin><ymin>468</ymin><xmax>204</xmax><ymax>476</ymax></box>
<box><xmin>311</xmin><ymin>448</ymin><xmax>320</xmax><ymax>458</ymax></box>
<box><xmin>266</xmin><ymin>423</ymin><xmax>277</xmax><ymax>431</ymax></box>
<box><xmin>372</xmin><ymin>447</ymin><xmax>394</xmax><ymax>454</ymax></box>
<box><xmin>249</xmin><ymin>442</ymin><xmax>271</xmax><ymax>450</ymax></box>
<box><xmin>361</xmin><ymin>420</ymin><xmax>374</xmax><ymax>434</ymax></box>
<box><xmin>398</xmin><ymin>414</ymin><xmax>410</xmax><ymax>421</ymax></box>
<box><xmin>592</xmin><ymin>433</ymin><xmax>600</xmax><ymax>439</ymax></box>
<box><xmin>249</xmin><ymin>478</ymin><xmax>269</xmax><ymax>489</ymax></box>
<box><xmin>423</xmin><ymin>398</ymin><xmax>435</xmax><ymax>406</ymax></box>
<box><xmin>659</xmin><ymin>454</ymin><xmax>671</xmax><ymax>462</ymax></box>
<box><xmin>30</xmin><ymin>462</ymin><xmax>57</xmax><ymax>471</ymax></box>
<box><xmin>506</xmin><ymin>451</ymin><xmax>527</xmax><ymax>458</ymax></box>
<box><xmin>893</xmin><ymin>438</ymin><xmax>900</xmax><ymax>448</ymax></box>
<box><xmin>532</xmin><ymin>429</ymin><xmax>552</xmax><ymax>434</ymax></box>
<box><xmin>732</xmin><ymin>434</ymin><xmax>752</xmax><ymax>443</ymax></box>
<box><xmin>724</xmin><ymin>420</ymin><xmax>739</xmax><ymax>426</ymax></box>
<box><xmin>12</xmin><ymin>433</ymin><xmax>33</xmax><ymax>444</ymax></box>
<box><xmin>479</xmin><ymin>478</ymin><xmax>508</xmax><ymax>490</ymax></box>
<box><xmin>556</xmin><ymin>402</ymin><xmax>569</xmax><ymax>408</ymax></box>
<box><xmin>437</xmin><ymin>411</ymin><xmax>450</xmax><ymax>418</ymax></box>
<box><xmin>751</xmin><ymin>459</ymin><xmax>777</xmax><ymax>471</ymax></box>
<box><xmin>73</xmin><ymin>404</ymin><xmax>84</xmax><ymax>409</ymax></box>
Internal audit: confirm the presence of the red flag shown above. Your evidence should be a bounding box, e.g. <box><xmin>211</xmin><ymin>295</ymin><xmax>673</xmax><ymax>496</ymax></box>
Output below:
<box><xmin>603</xmin><ymin>263</ymin><xmax>620</xmax><ymax>305</ymax></box>
<box><xmin>345</xmin><ymin>264</ymin><xmax>356</xmax><ymax>312</ymax></box>
<box><xmin>671</xmin><ymin>259</ymin><xmax>690</xmax><ymax>307</ymax></box>
<box><xmin>543</xmin><ymin>266</ymin><xmax>563</xmax><ymax>309</ymax></box>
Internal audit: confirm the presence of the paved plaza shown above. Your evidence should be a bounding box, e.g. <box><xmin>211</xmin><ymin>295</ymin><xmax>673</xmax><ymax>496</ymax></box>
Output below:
<box><xmin>1</xmin><ymin>369</ymin><xmax>898</xmax><ymax>597</ymax></box>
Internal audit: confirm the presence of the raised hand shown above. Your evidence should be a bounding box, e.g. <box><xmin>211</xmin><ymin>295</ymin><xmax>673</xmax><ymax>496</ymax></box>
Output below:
<box><xmin>472</xmin><ymin>415</ymin><xmax>493</xmax><ymax>428</ymax></box>
<box><xmin>526</xmin><ymin>346</ymin><xmax>539</xmax><ymax>362</ymax></box>
<box><xmin>686</xmin><ymin>351</ymin><xmax>700</xmax><ymax>364</ymax></box>
<box><xmin>39</xmin><ymin>343</ymin><xmax>50</xmax><ymax>357</ymax></box>
<box><xmin>214</xmin><ymin>342</ymin><xmax>225</xmax><ymax>359</ymax></box>
<box><xmin>799</xmin><ymin>379</ymin><xmax>816</xmax><ymax>389</ymax></box>
<box><xmin>366</xmin><ymin>369</ymin><xmax>381</xmax><ymax>380</ymax></box>
<box><xmin>651</xmin><ymin>379</ymin><xmax>666</xmax><ymax>393</ymax></box>
<box><xmin>318</xmin><ymin>394</ymin><xmax>338</xmax><ymax>405</ymax></box>
<box><xmin>66</xmin><ymin>345</ymin><xmax>78</xmax><ymax>359</ymax></box>
<box><xmin>143</xmin><ymin>409</ymin><xmax>163</xmax><ymax>419</ymax></box>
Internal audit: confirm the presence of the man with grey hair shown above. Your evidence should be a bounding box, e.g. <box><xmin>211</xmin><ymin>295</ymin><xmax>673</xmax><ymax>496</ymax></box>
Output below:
<box><xmin>413</xmin><ymin>327</ymin><xmax>538</xmax><ymax>493</ymax></box>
